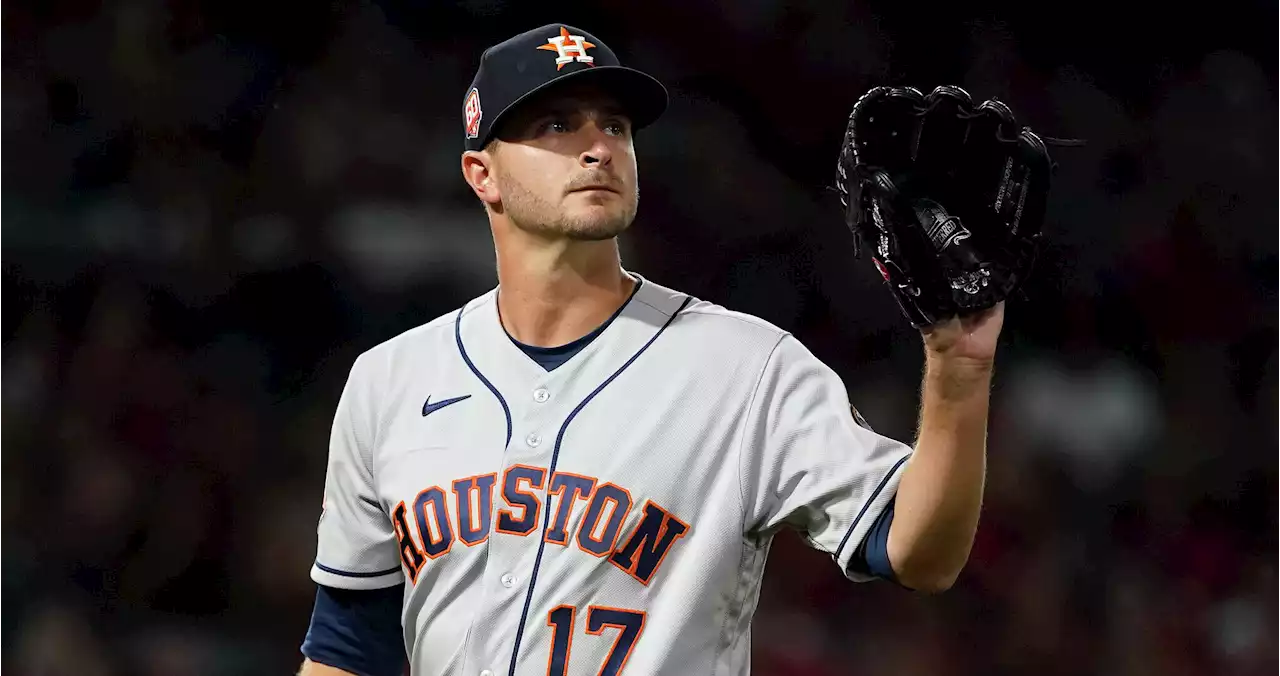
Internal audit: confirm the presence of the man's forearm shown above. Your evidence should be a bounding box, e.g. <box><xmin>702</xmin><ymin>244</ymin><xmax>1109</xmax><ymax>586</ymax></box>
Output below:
<box><xmin>886</xmin><ymin>354</ymin><xmax>992</xmax><ymax>592</ymax></box>
<box><xmin>299</xmin><ymin>659</ymin><xmax>359</xmax><ymax>676</ymax></box>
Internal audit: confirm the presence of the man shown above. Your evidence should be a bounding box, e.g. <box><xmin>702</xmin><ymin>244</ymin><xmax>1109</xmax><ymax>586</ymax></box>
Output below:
<box><xmin>299</xmin><ymin>23</ymin><xmax>1000</xmax><ymax>676</ymax></box>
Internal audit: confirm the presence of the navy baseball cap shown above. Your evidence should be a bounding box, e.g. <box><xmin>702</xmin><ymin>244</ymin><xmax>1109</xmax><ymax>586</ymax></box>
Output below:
<box><xmin>462</xmin><ymin>24</ymin><xmax>668</xmax><ymax>151</ymax></box>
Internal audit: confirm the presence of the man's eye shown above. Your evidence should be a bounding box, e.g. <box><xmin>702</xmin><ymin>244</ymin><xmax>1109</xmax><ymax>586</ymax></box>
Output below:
<box><xmin>545</xmin><ymin>119</ymin><xmax>570</xmax><ymax>133</ymax></box>
<box><xmin>604</xmin><ymin>122</ymin><xmax>625</xmax><ymax>136</ymax></box>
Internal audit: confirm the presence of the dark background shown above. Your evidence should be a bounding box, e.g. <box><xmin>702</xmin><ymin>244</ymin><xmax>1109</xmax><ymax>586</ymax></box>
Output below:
<box><xmin>2</xmin><ymin>1</ymin><xmax>1276</xmax><ymax>674</ymax></box>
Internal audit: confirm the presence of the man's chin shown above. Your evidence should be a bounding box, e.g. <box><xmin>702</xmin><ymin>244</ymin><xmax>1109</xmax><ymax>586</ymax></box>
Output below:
<box><xmin>512</xmin><ymin>207</ymin><xmax>635</xmax><ymax>241</ymax></box>
<box><xmin>565</xmin><ymin>221</ymin><xmax>630</xmax><ymax>241</ymax></box>
<box><xmin>563</xmin><ymin>209</ymin><xmax>634</xmax><ymax>241</ymax></box>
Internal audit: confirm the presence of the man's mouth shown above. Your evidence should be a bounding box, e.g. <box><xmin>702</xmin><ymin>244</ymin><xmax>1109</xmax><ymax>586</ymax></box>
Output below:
<box><xmin>570</xmin><ymin>185</ymin><xmax>618</xmax><ymax>194</ymax></box>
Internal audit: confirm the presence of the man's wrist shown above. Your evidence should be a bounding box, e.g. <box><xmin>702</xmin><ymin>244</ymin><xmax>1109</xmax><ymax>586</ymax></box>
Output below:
<box><xmin>923</xmin><ymin>353</ymin><xmax>994</xmax><ymax>401</ymax></box>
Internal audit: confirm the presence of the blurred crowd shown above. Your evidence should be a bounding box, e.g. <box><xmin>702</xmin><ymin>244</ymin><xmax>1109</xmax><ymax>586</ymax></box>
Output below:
<box><xmin>2</xmin><ymin>1</ymin><xmax>1276</xmax><ymax>675</ymax></box>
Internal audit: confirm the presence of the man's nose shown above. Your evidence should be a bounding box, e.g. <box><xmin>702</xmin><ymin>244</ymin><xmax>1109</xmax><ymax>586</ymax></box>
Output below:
<box><xmin>579</xmin><ymin>124</ymin><xmax>614</xmax><ymax>167</ymax></box>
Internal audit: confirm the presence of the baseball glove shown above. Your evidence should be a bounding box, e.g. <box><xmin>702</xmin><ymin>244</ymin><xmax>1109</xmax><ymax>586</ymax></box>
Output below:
<box><xmin>834</xmin><ymin>85</ymin><xmax>1076</xmax><ymax>328</ymax></box>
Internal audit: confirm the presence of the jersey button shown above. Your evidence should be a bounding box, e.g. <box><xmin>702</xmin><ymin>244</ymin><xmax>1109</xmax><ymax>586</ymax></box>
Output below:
<box><xmin>500</xmin><ymin>572</ymin><xmax>518</xmax><ymax>588</ymax></box>
<box><xmin>480</xmin><ymin>670</ymin><xmax>493</xmax><ymax>676</ymax></box>
<box><xmin>526</xmin><ymin>433</ymin><xmax>542</xmax><ymax>448</ymax></box>
<box><xmin>533</xmin><ymin>388</ymin><xmax>550</xmax><ymax>403</ymax></box>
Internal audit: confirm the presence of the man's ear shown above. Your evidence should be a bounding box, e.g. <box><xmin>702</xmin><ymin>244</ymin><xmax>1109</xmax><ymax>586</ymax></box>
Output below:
<box><xmin>461</xmin><ymin>150</ymin><xmax>501</xmax><ymax>206</ymax></box>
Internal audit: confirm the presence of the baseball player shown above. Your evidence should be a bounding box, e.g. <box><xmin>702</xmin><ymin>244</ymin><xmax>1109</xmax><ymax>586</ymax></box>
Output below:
<box><xmin>299</xmin><ymin>23</ymin><xmax>1001</xmax><ymax>676</ymax></box>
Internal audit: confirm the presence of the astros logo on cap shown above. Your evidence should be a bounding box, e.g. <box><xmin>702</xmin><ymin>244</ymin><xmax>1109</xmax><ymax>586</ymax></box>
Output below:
<box><xmin>536</xmin><ymin>26</ymin><xmax>596</xmax><ymax>70</ymax></box>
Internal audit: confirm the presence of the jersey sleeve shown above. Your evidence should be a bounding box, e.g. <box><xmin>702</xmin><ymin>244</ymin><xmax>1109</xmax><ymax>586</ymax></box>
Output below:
<box><xmin>738</xmin><ymin>334</ymin><xmax>913</xmax><ymax>582</ymax></box>
<box><xmin>311</xmin><ymin>352</ymin><xmax>405</xmax><ymax>590</ymax></box>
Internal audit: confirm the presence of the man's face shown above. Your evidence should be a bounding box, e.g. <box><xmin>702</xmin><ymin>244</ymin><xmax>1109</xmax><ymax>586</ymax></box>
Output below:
<box><xmin>484</xmin><ymin>86</ymin><xmax>638</xmax><ymax>241</ymax></box>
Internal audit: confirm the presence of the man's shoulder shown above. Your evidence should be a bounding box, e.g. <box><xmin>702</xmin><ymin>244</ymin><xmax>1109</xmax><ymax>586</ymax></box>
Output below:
<box><xmin>642</xmin><ymin>276</ymin><xmax>792</xmax><ymax>352</ymax></box>
<box><xmin>678</xmin><ymin>297</ymin><xmax>790</xmax><ymax>340</ymax></box>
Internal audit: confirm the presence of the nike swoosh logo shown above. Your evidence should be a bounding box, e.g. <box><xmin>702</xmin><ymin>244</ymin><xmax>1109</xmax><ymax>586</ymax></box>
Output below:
<box><xmin>422</xmin><ymin>394</ymin><xmax>471</xmax><ymax>417</ymax></box>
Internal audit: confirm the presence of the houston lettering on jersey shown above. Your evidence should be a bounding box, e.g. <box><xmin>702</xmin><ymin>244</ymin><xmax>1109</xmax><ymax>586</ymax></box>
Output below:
<box><xmin>391</xmin><ymin>465</ymin><xmax>690</xmax><ymax>587</ymax></box>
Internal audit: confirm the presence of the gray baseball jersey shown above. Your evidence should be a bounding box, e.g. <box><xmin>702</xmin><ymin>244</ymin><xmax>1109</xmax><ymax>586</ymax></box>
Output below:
<box><xmin>311</xmin><ymin>273</ymin><xmax>912</xmax><ymax>676</ymax></box>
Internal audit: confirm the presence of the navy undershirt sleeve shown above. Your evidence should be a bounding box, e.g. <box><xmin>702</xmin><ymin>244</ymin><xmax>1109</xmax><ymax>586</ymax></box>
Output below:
<box><xmin>850</xmin><ymin>496</ymin><xmax>902</xmax><ymax>585</ymax></box>
<box><xmin>301</xmin><ymin>584</ymin><xmax>406</xmax><ymax>676</ymax></box>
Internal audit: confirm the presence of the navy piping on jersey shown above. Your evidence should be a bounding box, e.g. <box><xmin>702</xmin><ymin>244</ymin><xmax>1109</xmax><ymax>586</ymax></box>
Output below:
<box><xmin>506</xmin><ymin>278</ymin><xmax>644</xmax><ymax>372</ymax></box>
<box><xmin>456</xmin><ymin>305</ymin><xmax>514</xmax><ymax>448</ymax></box>
<box><xmin>314</xmin><ymin>562</ymin><xmax>403</xmax><ymax>579</ymax></box>
<box><xmin>834</xmin><ymin>454</ymin><xmax>911</xmax><ymax>561</ymax></box>
<box><xmin>507</xmin><ymin>295</ymin><xmax>693</xmax><ymax>676</ymax></box>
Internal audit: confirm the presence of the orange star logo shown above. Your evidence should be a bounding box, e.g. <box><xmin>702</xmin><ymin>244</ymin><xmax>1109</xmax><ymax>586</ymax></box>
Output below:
<box><xmin>537</xmin><ymin>26</ymin><xmax>597</xmax><ymax>71</ymax></box>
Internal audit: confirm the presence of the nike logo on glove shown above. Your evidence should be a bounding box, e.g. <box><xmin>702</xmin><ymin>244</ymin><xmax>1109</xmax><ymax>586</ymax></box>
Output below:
<box><xmin>422</xmin><ymin>394</ymin><xmax>471</xmax><ymax>417</ymax></box>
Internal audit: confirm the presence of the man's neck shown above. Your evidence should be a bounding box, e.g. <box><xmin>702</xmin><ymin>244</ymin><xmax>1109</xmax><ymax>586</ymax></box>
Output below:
<box><xmin>494</xmin><ymin>233</ymin><xmax>635</xmax><ymax>348</ymax></box>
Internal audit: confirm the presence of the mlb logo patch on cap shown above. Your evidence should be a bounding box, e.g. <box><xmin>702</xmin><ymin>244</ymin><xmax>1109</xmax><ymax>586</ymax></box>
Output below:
<box><xmin>464</xmin><ymin>88</ymin><xmax>482</xmax><ymax>139</ymax></box>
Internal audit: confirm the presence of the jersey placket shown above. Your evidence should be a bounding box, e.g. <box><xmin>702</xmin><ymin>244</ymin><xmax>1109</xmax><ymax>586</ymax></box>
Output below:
<box><xmin>455</xmin><ymin>283</ymin><xmax>686</xmax><ymax>676</ymax></box>
<box><xmin>458</xmin><ymin>329</ymin><xmax>584</xmax><ymax>676</ymax></box>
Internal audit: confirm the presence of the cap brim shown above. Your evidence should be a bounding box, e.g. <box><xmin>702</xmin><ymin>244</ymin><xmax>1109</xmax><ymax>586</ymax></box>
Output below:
<box><xmin>486</xmin><ymin>66</ymin><xmax>669</xmax><ymax>146</ymax></box>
